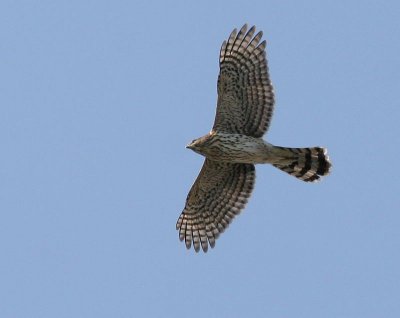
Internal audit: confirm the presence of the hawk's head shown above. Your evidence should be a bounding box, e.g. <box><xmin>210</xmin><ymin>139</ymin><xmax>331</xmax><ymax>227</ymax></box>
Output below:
<box><xmin>186</xmin><ymin>135</ymin><xmax>211</xmax><ymax>156</ymax></box>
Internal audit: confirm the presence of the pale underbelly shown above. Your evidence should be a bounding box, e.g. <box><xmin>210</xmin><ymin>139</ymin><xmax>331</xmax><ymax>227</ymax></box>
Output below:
<box><xmin>204</xmin><ymin>140</ymin><xmax>277</xmax><ymax>164</ymax></box>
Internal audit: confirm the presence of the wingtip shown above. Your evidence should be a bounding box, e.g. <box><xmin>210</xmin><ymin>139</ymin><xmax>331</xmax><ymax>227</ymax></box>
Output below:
<box><xmin>185</xmin><ymin>238</ymin><xmax>192</xmax><ymax>250</ymax></box>
<box><xmin>239</xmin><ymin>24</ymin><xmax>248</xmax><ymax>33</ymax></box>
<box><xmin>248</xmin><ymin>25</ymin><xmax>256</xmax><ymax>32</ymax></box>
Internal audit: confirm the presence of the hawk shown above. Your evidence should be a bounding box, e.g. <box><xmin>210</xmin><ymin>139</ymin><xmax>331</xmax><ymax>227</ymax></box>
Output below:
<box><xmin>177</xmin><ymin>25</ymin><xmax>331</xmax><ymax>252</ymax></box>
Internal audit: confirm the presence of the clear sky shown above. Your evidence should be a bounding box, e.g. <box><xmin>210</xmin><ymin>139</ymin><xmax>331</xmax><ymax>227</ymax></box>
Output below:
<box><xmin>1</xmin><ymin>1</ymin><xmax>399</xmax><ymax>317</ymax></box>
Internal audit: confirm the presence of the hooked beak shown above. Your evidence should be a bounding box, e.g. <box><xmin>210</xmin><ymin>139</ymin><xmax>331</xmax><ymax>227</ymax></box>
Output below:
<box><xmin>186</xmin><ymin>144</ymin><xmax>193</xmax><ymax>149</ymax></box>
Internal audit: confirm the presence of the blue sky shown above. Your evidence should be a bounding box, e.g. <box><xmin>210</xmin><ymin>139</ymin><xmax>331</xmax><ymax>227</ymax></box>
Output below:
<box><xmin>1</xmin><ymin>1</ymin><xmax>399</xmax><ymax>317</ymax></box>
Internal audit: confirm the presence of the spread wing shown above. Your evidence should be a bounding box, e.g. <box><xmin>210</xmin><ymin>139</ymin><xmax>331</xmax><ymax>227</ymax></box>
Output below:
<box><xmin>213</xmin><ymin>24</ymin><xmax>275</xmax><ymax>137</ymax></box>
<box><xmin>176</xmin><ymin>159</ymin><xmax>255</xmax><ymax>252</ymax></box>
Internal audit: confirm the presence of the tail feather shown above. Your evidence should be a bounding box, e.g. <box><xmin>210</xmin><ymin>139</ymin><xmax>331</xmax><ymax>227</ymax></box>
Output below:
<box><xmin>273</xmin><ymin>147</ymin><xmax>331</xmax><ymax>182</ymax></box>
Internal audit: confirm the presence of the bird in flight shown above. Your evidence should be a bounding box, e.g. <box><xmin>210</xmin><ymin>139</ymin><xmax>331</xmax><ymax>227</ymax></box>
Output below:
<box><xmin>177</xmin><ymin>24</ymin><xmax>331</xmax><ymax>252</ymax></box>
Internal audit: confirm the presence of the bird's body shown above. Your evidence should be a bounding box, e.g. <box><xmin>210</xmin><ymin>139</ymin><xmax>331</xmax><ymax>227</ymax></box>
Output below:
<box><xmin>188</xmin><ymin>132</ymin><xmax>275</xmax><ymax>164</ymax></box>
<box><xmin>177</xmin><ymin>25</ymin><xmax>332</xmax><ymax>252</ymax></box>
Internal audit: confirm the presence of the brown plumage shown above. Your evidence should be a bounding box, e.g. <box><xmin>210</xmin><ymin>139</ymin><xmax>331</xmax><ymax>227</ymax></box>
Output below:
<box><xmin>177</xmin><ymin>25</ymin><xmax>331</xmax><ymax>252</ymax></box>
<box><xmin>176</xmin><ymin>159</ymin><xmax>255</xmax><ymax>252</ymax></box>
<box><xmin>214</xmin><ymin>25</ymin><xmax>274</xmax><ymax>137</ymax></box>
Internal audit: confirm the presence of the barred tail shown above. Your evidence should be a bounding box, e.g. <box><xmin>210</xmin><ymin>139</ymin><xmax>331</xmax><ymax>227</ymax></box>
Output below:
<box><xmin>272</xmin><ymin>146</ymin><xmax>331</xmax><ymax>182</ymax></box>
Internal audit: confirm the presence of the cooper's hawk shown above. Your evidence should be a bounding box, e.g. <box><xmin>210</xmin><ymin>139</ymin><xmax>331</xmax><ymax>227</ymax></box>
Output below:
<box><xmin>177</xmin><ymin>25</ymin><xmax>331</xmax><ymax>252</ymax></box>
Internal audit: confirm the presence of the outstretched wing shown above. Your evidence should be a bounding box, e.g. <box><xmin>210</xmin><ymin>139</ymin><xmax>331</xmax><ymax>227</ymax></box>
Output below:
<box><xmin>213</xmin><ymin>24</ymin><xmax>275</xmax><ymax>137</ymax></box>
<box><xmin>177</xmin><ymin>159</ymin><xmax>255</xmax><ymax>252</ymax></box>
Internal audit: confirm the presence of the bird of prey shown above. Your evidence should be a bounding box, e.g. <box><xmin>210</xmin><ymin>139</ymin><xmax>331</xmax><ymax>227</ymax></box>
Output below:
<box><xmin>176</xmin><ymin>24</ymin><xmax>331</xmax><ymax>252</ymax></box>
